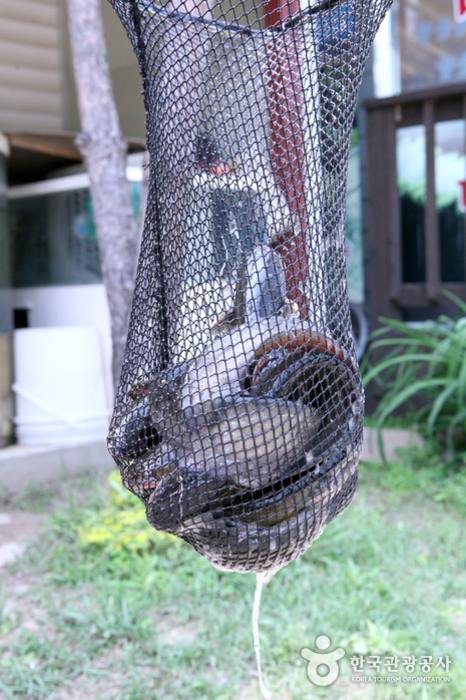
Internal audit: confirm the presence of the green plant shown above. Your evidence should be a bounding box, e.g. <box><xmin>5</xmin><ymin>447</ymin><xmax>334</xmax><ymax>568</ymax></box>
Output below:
<box><xmin>363</xmin><ymin>291</ymin><xmax>466</xmax><ymax>454</ymax></box>
<box><xmin>78</xmin><ymin>470</ymin><xmax>176</xmax><ymax>558</ymax></box>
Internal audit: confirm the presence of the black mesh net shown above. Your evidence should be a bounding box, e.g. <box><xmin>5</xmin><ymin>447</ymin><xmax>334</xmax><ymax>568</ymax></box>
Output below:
<box><xmin>107</xmin><ymin>0</ymin><xmax>392</xmax><ymax>573</ymax></box>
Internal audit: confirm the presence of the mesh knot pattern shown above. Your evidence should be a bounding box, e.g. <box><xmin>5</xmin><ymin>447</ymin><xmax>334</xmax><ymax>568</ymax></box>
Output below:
<box><xmin>108</xmin><ymin>0</ymin><xmax>392</xmax><ymax>573</ymax></box>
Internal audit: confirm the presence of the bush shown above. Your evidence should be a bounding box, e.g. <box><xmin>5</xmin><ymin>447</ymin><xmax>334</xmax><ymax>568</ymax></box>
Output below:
<box><xmin>78</xmin><ymin>471</ymin><xmax>175</xmax><ymax>556</ymax></box>
<box><xmin>363</xmin><ymin>291</ymin><xmax>466</xmax><ymax>454</ymax></box>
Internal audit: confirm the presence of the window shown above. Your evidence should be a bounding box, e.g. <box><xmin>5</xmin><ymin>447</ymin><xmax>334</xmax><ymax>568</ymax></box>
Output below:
<box><xmin>397</xmin><ymin>124</ymin><xmax>426</xmax><ymax>283</ymax></box>
<box><xmin>435</xmin><ymin>119</ymin><xmax>466</xmax><ymax>282</ymax></box>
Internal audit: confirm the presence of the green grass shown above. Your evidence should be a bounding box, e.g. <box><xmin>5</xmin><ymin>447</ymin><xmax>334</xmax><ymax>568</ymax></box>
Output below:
<box><xmin>361</xmin><ymin>443</ymin><xmax>466</xmax><ymax>514</ymax></box>
<box><xmin>1</xmin><ymin>451</ymin><xmax>465</xmax><ymax>700</ymax></box>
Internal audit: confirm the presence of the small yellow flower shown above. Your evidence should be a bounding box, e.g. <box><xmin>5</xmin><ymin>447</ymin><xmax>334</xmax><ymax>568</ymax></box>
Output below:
<box><xmin>77</xmin><ymin>470</ymin><xmax>164</xmax><ymax>556</ymax></box>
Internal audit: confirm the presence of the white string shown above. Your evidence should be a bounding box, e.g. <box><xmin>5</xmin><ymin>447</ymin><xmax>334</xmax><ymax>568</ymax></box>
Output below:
<box><xmin>252</xmin><ymin>571</ymin><xmax>278</xmax><ymax>700</ymax></box>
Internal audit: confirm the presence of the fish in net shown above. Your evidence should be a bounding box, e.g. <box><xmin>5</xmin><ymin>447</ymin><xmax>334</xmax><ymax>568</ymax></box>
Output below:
<box><xmin>107</xmin><ymin>0</ymin><xmax>393</xmax><ymax>574</ymax></box>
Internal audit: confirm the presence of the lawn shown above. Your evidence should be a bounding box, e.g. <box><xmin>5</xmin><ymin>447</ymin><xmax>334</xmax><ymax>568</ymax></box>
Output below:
<box><xmin>1</xmin><ymin>448</ymin><xmax>466</xmax><ymax>700</ymax></box>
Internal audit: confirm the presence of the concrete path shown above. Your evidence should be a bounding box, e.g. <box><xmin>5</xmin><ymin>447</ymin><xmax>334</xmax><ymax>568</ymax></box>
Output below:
<box><xmin>361</xmin><ymin>427</ymin><xmax>424</xmax><ymax>463</ymax></box>
<box><xmin>0</xmin><ymin>509</ymin><xmax>46</xmax><ymax>568</ymax></box>
<box><xmin>0</xmin><ymin>440</ymin><xmax>114</xmax><ymax>495</ymax></box>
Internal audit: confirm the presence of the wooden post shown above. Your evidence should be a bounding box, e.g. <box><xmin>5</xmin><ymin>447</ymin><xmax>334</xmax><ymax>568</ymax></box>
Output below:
<box><xmin>423</xmin><ymin>100</ymin><xmax>439</xmax><ymax>304</ymax></box>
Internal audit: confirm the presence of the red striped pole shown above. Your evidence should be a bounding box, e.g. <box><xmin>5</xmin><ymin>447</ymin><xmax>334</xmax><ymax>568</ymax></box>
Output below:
<box><xmin>265</xmin><ymin>0</ymin><xmax>310</xmax><ymax>317</ymax></box>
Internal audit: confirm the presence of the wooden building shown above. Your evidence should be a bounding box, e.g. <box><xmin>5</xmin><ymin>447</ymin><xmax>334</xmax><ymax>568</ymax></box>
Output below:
<box><xmin>0</xmin><ymin>0</ymin><xmax>144</xmax><ymax>139</ymax></box>
<box><xmin>365</xmin><ymin>0</ymin><xmax>466</xmax><ymax>327</ymax></box>
<box><xmin>0</xmin><ymin>0</ymin><xmax>146</xmax><ymax>444</ymax></box>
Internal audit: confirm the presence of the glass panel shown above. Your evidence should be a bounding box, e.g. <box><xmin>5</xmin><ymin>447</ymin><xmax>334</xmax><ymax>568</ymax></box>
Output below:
<box><xmin>9</xmin><ymin>195</ymin><xmax>51</xmax><ymax>287</ymax></box>
<box><xmin>397</xmin><ymin>124</ymin><xmax>426</xmax><ymax>283</ymax></box>
<box><xmin>8</xmin><ymin>184</ymin><xmax>142</xmax><ymax>288</ymax></box>
<box><xmin>401</xmin><ymin>304</ymin><xmax>461</xmax><ymax>323</ymax></box>
<box><xmin>399</xmin><ymin>0</ymin><xmax>466</xmax><ymax>92</ymax></box>
<box><xmin>346</xmin><ymin>130</ymin><xmax>364</xmax><ymax>304</ymax></box>
<box><xmin>435</xmin><ymin>119</ymin><xmax>466</xmax><ymax>283</ymax></box>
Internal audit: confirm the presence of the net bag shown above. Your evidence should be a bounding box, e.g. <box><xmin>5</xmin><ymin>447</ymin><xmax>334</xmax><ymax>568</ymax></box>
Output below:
<box><xmin>107</xmin><ymin>0</ymin><xmax>392</xmax><ymax>573</ymax></box>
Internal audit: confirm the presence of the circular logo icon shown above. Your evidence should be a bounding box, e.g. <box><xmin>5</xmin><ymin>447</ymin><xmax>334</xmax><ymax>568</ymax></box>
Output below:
<box><xmin>301</xmin><ymin>635</ymin><xmax>346</xmax><ymax>687</ymax></box>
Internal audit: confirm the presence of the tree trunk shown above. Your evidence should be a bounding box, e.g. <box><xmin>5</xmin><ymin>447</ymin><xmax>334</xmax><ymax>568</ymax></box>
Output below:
<box><xmin>66</xmin><ymin>0</ymin><xmax>139</xmax><ymax>390</ymax></box>
<box><xmin>107</xmin><ymin>0</ymin><xmax>213</xmax><ymax>371</ymax></box>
